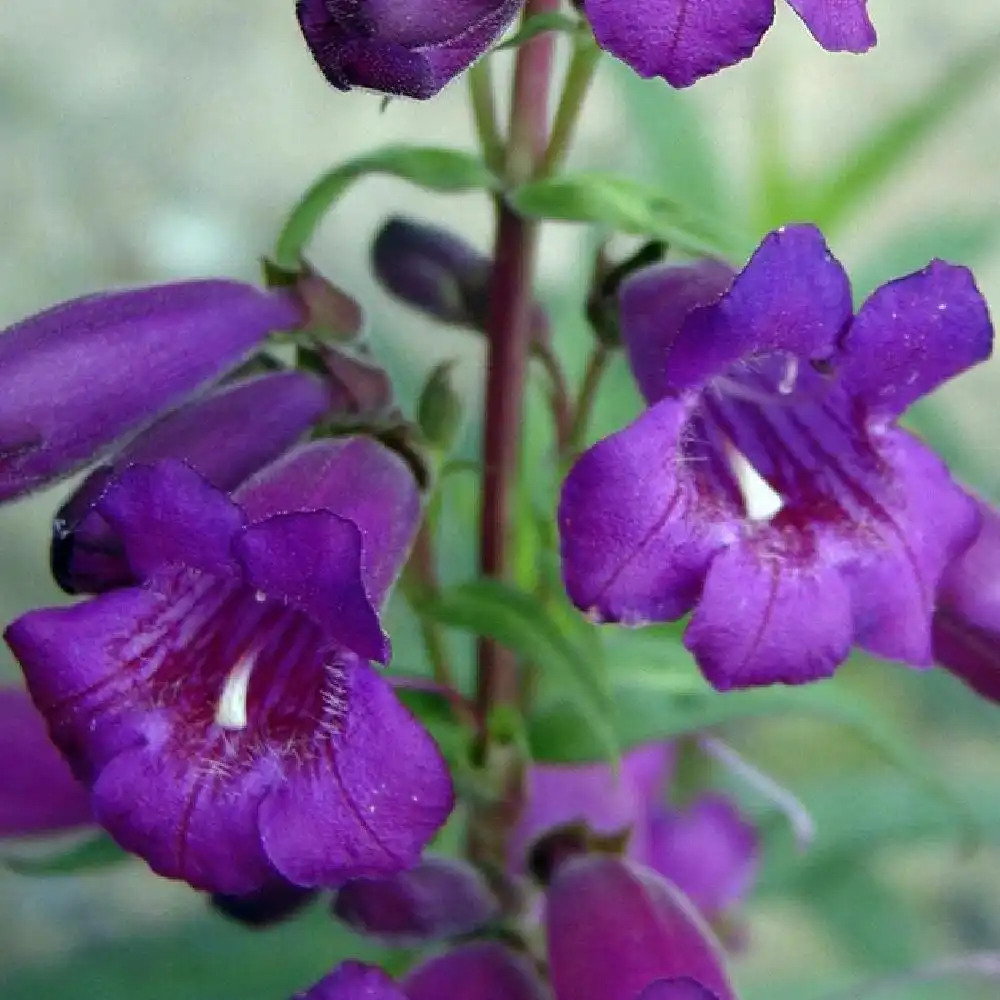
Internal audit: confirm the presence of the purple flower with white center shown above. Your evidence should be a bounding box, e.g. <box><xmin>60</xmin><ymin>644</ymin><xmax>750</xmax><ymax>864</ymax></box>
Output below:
<box><xmin>5</xmin><ymin>437</ymin><xmax>453</xmax><ymax>894</ymax></box>
<box><xmin>0</xmin><ymin>280</ymin><xmax>302</xmax><ymax>503</ymax></box>
<box><xmin>0</xmin><ymin>687</ymin><xmax>92</xmax><ymax>837</ymax></box>
<box><xmin>546</xmin><ymin>854</ymin><xmax>736</xmax><ymax>1000</ymax></box>
<box><xmin>295</xmin><ymin>0</ymin><xmax>521</xmax><ymax>99</ymax></box>
<box><xmin>560</xmin><ymin>225</ymin><xmax>993</xmax><ymax>691</ymax></box>
<box><xmin>52</xmin><ymin>371</ymin><xmax>336</xmax><ymax>595</ymax></box>
<box><xmin>332</xmin><ymin>856</ymin><xmax>500</xmax><ymax>943</ymax></box>
<box><xmin>933</xmin><ymin>497</ymin><xmax>1000</xmax><ymax>701</ymax></box>
<box><xmin>583</xmin><ymin>0</ymin><xmax>876</xmax><ymax>88</ymax></box>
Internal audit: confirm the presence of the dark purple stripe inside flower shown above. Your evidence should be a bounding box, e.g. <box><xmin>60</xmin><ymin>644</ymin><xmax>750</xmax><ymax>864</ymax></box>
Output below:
<box><xmin>560</xmin><ymin>224</ymin><xmax>993</xmax><ymax>690</ymax></box>
<box><xmin>6</xmin><ymin>439</ymin><xmax>453</xmax><ymax>894</ymax></box>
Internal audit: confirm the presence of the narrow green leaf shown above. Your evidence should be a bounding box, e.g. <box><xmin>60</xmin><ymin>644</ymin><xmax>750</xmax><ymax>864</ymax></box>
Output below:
<box><xmin>274</xmin><ymin>147</ymin><xmax>498</xmax><ymax>269</ymax></box>
<box><xmin>4</xmin><ymin>831</ymin><xmax>128</xmax><ymax>876</ymax></box>
<box><xmin>509</xmin><ymin>172</ymin><xmax>736</xmax><ymax>257</ymax></box>
<box><xmin>496</xmin><ymin>12</ymin><xmax>581</xmax><ymax>50</ymax></box>
<box><xmin>805</xmin><ymin>33</ymin><xmax>1000</xmax><ymax>231</ymax></box>
<box><xmin>418</xmin><ymin>579</ymin><xmax>618</xmax><ymax>761</ymax></box>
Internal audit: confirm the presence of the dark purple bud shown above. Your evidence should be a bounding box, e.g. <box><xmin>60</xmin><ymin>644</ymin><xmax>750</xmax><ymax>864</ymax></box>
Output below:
<box><xmin>404</xmin><ymin>942</ymin><xmax>548</xmax><ymax>1000</ymax></box>
<box><xmin>295</xmin><ymin>1</ymin><xmax>522</xmax><ymax>99</ymax></box>
<box><xmin>0</xmin><ymin>280</ymin><xmax>302</xmax><ymax>503</ymax></box>
<box><xmin>51</xmin><ymin>371</ymin><xmax>334</xmax><ymax>595</ymax></box>
<box><xmin>314</xmin><ymin>344</ymin><xmax>396</xmax><ymax>418</ymax></box>
<box><xmin>934</xmin><ymin>497</ymin><xmax>1000</xmax><ymax>700</ymax></box>
<box><xmin>373</xmin><ymin>217</ymin><xmax>490</xmax><ymax>327</ymax></box>
<box><xmin>212</xmin><ymin>880</ymin><xmax>318</xmax><ymax>928</ymax></box>
<box><xmin>0</xmin><ymin>687</ymin><xmax>92</xmax><ymax>837</ymax></box>
<box><xmin>292</xmin><ymin>962</ymin><xmax>407</xmax><ymax>1000</ymax></box>
<box><xmin>636</xmin><ymin>980</ymin><xmax>721</xmax><ymax>1000</ymax></box>
<box><xmin>332</xmin><ymin>856</ymin><xmax>499</xmax><ymax>943</ymax></box>
<box><xmin>546</xmin><ymin>856</ymin><xmax>736</xmax><ymax>1000</ymax></box>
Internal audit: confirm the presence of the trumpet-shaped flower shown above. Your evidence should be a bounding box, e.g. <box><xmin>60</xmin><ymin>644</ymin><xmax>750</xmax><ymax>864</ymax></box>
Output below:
<box><xmin>6</xmin><ymin>438</ymin><xmax>453</xmax><ymax>894</ymax></box>
<box><xmin>560</xmin><ymin>225</ymin><xmax>993</xmax><ymax>690</ymax></box>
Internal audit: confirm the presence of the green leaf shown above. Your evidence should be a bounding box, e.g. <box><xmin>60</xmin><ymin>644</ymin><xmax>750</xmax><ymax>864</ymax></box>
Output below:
<box><xmin>418</xmin><ymin>579</ymin><xmax>618</xmax><ymax>761</ymax></box>
<box><xmin>274</xmin><ymin>147</ymin><xmax>498</xmax><ymax>269</ymax></box>
<box><xmin>803</xmin><ymin>33</ymin><xmax>1000</xmax><ymax>232</ymax></box>
<box><xmin>496</xmin><ymin>11</ymin><xmax>581</xmax><ymax>50</ymax></box>
<box><xmin>3</xmin><ymin>831</ymin><xmax>128</xmax><ymax>876</ymax></box>
<box><xmin>509</xmin><ymin>172</ymin><xmax>737</xmax><ymax>258</ymax></box>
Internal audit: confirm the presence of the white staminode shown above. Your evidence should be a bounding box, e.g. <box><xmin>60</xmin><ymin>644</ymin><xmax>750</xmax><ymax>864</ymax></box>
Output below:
<box><xmin>215</xmin><ymin>649</ymin><xmax>257</xmax><ymax>731</ymax></box>
<box><xmin>730</xmin><ymin>450</ymin><xmax>783</xmax><ymax>522</ymax></box>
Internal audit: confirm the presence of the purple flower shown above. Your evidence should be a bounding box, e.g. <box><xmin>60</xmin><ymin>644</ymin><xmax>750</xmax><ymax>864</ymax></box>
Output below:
<box><xmin>0</xmin><ymin>687</ymin><xmax>92</xmax><ymax>837</ymax></box>
<box><xmin>292</xmin><ymin>961</ymin><xmax>406</xmax><ymax>1000</ymax></box>
<box><xmin>510</xmin><ymin>746</ymin><xmax>758</xmax><ymax>924</ymax></box>
<box><xmin>583</xmin><ymin>0</ymin><xmax>876</xmax><ymax>88</ymax></box>
<box><xmin>52</xmin><ymin>371</ymin><xmax>335</xmax><ymax>595</ymax></box>
<box><xmin>933</xmin><ymin>497</ymin><xmax>1000</xmax><ymax>701</ymax></box>
<box><xmin>5</xmin><ymin>438</ymin><xmax>453</xmax><ymax>894</ymax></box>
<box><xmin>295</xmin><ymin>0</ymin><xmax>521</xmax><ymax>99</ymax></box>
<box><xmin>560</xmin><ymin>225</ymin><xmax>993</xmax><ymax>690</ymax></box>
<box><xmin>332</xmin><ymin>856</ymin><xmax>500</xmax><ymax>943</ymax></box>
<box><xmin>546</xmin><ymin>854</ymin><xmax>736</xmax><ymax>1000</ymax></box>
<box><xmin>404</xmin><ymin>942</ymin><xmax>548</xmax><ymax>1000</ymax></box>
<box><xmin>0</xmin><ymin>280</ymin><xmax>302</xmax><ymax>503</ymax></box>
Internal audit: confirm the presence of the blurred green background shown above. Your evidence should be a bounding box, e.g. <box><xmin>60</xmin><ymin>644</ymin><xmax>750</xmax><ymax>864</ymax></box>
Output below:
<box><xmin>4</xmin><ymin>2</ymin><xmax>1000</xmax><ymax>998</ymax></box>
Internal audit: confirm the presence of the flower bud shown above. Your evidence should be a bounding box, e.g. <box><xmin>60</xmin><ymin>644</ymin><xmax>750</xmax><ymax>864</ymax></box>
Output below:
<box><xmin>295</xmin><ymin>1</ymin><xmax>521</xmax><ymax>99</ymax></box>
<box><xmin>546</xmin><ymin>855</ymin><xmax>736</xmax><ymax>1000</ymax></box>
<box><xmin>0</xmin><ymin>280</ymin><xmax>302</xmax><ymax>503</ymax></box>
<box><xmin>373</xmin><ymin>217</ymin><xmax>490</xmax><ymax>327</ymax></box>
<box><xmin>51</xmin><ymin>371</ymin><xmax>333</xmax><ymax>594</ymax></box>
<box><xmin>332</xmin><ymin>856</ymin><xmax>499</xmax><ymax>943</ymax></box>
<box><xmin>292</xmin><ymin>962</ymin><xmax>407</xmax><ymax>1000</ymax></box>
<box><xmin>418</xmin><ymin>361</ymin><xmax>464</xmax><ymax>454</ymax></box>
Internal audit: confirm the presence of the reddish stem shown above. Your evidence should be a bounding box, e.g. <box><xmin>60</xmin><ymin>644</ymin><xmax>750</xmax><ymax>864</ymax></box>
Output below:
<box><xmin>475</xmin><ymin>0</ymin><xmax>559</xmax><ymax>754</ymax></box>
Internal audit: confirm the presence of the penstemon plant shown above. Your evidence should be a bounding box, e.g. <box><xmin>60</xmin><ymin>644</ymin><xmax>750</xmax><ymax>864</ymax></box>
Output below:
<box><xmin>4</xmin><ymin>2</ymin><xmax>1000</xmax><ymax>998</ymax></box>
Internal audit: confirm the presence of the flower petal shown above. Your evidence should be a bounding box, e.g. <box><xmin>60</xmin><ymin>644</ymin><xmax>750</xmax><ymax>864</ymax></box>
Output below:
<box><xmin>91</xmin><ymin>736</ymin><xmax>277</xmax><ymax>894</ymax></box>
<box><xmin>663</xmin><ymin>225</ymin><xmax>853</xmax><ymax>393</ymax></box>
<box><xmin>5</xmin><ymin>589</ymin><xmax>166</xmax><ymax>780</ymax></box>
<box><xmin>332</xmin><ymin>857</ymin><xmax>499</xmax><ymax>943</ymax></box>
<box><xmin>785</xmin><ymin>0</ymin><xmax>876</xmax><ymax>52</ymax></box>
<box><xmin>237</xmin><ymin>438</ymin><xmax>421</xmax><ymax>608</ymax></box>
<box><xmin>546</xmin><ymin>856</ymin><xmax>736</xmax><ymax>1000</ymax></box>
<box><xmin>259</xmin><ymin>659</ymin><xmax>453</xmax><ymax>887</ymax></box>
<box><xmin>296</xmin><ymin>0</ymin><xmax>521</xmax><ymax>99</ymax></box>
<box><xmin>684</xmin><ymin>534</ymin><xmax>853</xmax><ymax>690</ymax></box>
<box><xmin>559</xmin><ymin>400</ymin><xmax>733</xmax><ymax>625</ymax></box>
<box><xmin>97</xmin><ymin>461</ymin><xmax>244</xmax><ymax>579</ymax></box>
<box><xmin>509</xmin><ymin>744</ymin><xmax>673</xmax><ymax>872</ymax></box>
<box><xmin>647</xmin><ymin>795</ymin><xmax>759</xmax><ymax>917</ymax></box>
<box><xmin>620</xmin><ymin>260</ymin><xmax>735</xmax><ymax>404</ymax></box>
<box><xmin>293</xmin><ymin>961</ymin><xmax>407</xmax><ymax>1000</ymax></box>
<box><xmin>0</xmin><ymin>687</ymin><xmax>92</xmax><ymax>836</ymax></box>
<box><xmin>636</xmin><ymin>980</ymin><xmax>721</xmax><ymax>1000</ymax></box>
<box><xmin>838</xmin><ymin>261</ymin><xmax>993</xmax><ymax>420</ymax></box>
<box><xmin>837</xmin><ymin>430</ymin><xmax>980</xmax><ymax>665</ymax></box>
<box><xmin>933</xmin><ymin>499</ymin><xmax>1000</xmax><ymax>700</ymax></box>
<box><xmin>237</xmin><ymin>512</ymin><xmax>388</xmax><ymax>663</ymax></box>
<box><xmin>583</xmin><ymin>0</ymin><xmax>774</xmax><ymax>88</ymax></box>
<box><xmin>404</xmin><ymin>942</ymin><xmax>547</xmax><ymax>1000</ymax></box>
